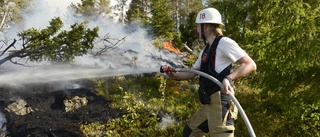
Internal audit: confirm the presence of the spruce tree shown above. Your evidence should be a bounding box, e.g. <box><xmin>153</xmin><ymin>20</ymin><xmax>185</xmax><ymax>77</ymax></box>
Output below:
<box><xmin>150</xmin><ymin>0</ymin><xmax>174</xmax><ymax>38</ymax></box>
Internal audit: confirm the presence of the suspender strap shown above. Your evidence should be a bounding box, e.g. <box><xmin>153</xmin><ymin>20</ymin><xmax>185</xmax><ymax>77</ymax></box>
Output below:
<box><xmin>199</xmin><ymin>35</ymin><xmax>232</xmax><ymax>100</ymax></box>
<box><xmin>207</xmin><ymin>35</ymin><xmax>223</xmax><ymax>72</ymax></box>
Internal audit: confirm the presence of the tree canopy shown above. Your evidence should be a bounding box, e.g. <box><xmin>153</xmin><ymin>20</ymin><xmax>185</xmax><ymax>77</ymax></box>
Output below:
<box><xmin>0</xmin><ymin>0</ymin><xmax>33</xmax><ymax>31</ymax></box>
<box><xmin>0</xmin><ymin>17</ymin><xmax>99</xmax><ymax>65</ymax></box>
<box><xmin>70</xmin><ymin>0</ymin><xmax>112</xmax><ymax>19</ymax></box>
<box><xmin>210</xmin><ymin>0</ymin><xmax>319</xmax><ymax>136</ymax></box>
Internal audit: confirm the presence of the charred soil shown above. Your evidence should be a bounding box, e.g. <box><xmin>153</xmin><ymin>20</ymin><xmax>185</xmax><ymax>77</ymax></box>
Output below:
<box><xmin>0</xmin><ymin>82</ymin><xmax>122</xmax><ymax>137</ymax></box>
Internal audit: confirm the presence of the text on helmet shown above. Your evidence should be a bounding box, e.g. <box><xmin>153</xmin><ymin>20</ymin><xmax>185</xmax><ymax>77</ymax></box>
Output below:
<box><xmin>199</xmin><ymin>13</ymin><xmax>206</xmax><ymax>20</ymax></box>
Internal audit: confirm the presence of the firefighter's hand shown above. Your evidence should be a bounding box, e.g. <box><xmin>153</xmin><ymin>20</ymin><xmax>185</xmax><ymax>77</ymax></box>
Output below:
<box><xmin>161</xmin><ymin>65</ymin><xmax>174</xmax><ymax>78</ymax></box>
<box><xmin>222</xmin><ymin>78</ymin><xmax>234</xmax><ymax>95</ymax></box>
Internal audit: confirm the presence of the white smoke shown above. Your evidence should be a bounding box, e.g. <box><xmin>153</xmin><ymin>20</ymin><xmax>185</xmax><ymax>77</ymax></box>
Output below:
<box><xmin>0</xmin><ymin>0</ymin><xmax>182</xmax><ymax>86</ymax></box>
<box><xmin>0</xmin><ymin>0</ymin><xmax>180</xmax><ymax>132</ymax></box>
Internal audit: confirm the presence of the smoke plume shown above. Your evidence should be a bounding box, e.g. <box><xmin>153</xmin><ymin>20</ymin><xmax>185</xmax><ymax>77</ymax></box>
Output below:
<box><xmin>0</xmin><ymin>0</ymin><xmax>182</xmax><ymax>86</ymax></box>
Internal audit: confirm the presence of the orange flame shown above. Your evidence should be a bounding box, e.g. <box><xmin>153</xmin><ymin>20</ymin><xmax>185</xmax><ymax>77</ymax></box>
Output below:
<box><xmin>163</xmin><ymin>42</ymin><xmax>181</xmax><ymax>54</ymax></box>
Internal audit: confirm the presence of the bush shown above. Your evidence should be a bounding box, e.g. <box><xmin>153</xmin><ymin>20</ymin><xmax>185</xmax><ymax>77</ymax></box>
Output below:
<box><xmin>81</xmin><ymin>74</ymin><xmax>200</xmax><ymax>136</ymax></box>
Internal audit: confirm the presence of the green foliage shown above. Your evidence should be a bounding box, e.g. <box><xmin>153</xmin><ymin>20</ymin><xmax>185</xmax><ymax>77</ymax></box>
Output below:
<box><xmin>210</xmin><ymin>0</ymin><xmax>249</xmax><ymax>42</ymax></box>
<box><xmin>70</xmin><ymin>0</ymin><xmax>112</xmax><ymax>19</ymax></box>
<box><xmin>17</xmin><ymin>17</ymin><xmax>99</xmax><ymax>62</ymax></box>
<box><xmin>207</xmin><ymin>1</ymin><xmax>320</xmax><ymax>136</ymax></box>
<box><xmin>3</xmin><ymin>0</ymin><xmax>318</xmax><ymax>136</ymax></box>
<box><xmin>237</xmin><ymin>0</ymin><xmax>320</xmax><ymax>90</ymax></box>
<box><xmin>179</xmin><ymin>11</ymin><xmax>198</xmax><ymax>47</ymax></box>
<box><xmin>82</xmin><ymin>74</ymin><xmax>200</xmax><ymax>136</ymax></box>
<box><xmin>152</xmin><ymin>38</ymin><xmax>163</xmax><ymax>49</ymax></box>
<box><xmin>150</xmin><ymin>0</ymin><xmax>175</xmax><ymax>38</ymax></box>
<box><xmin>171</xmin><ymin>33</ymin><xmax>183</xmax><ymax>50</ymax></box>
<box><xmin>125</xmin><ymin>0</ymin><xmax>149</xmax><ymax>24</ymax></box>
<box><xmin>210</xmin><ymin>0</ymin><xmax>320</xmax><ymax>136</ymax></box>
<box><xmin>0</xmin><ymin>0</ymin><xmax>33</xmax><ymax>30</ymax></box>
<box><xmin>300</xmin><ymin>102</ymin><xmax>320</xmax><ymax>136</ymax></box>
<box><xmin>85</xmin><ymin>0</ymin><xmax>319</xmax><ymax>136</ymax></box>
<box><xmin>177</xmin><ymin>0</ymin><xmax>204</xmax><ymax>23</ymax></box>
<box><xmin>104</xmin><ymin>91</ymin><xmax>160</xmax><ymax>137</ymax></box>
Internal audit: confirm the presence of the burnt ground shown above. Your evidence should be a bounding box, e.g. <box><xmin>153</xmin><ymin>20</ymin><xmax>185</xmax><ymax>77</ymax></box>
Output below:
<box><xmin>0</xmin><ymin>81</ymin><xmax>123</xmax><ymax>137</ymax></box>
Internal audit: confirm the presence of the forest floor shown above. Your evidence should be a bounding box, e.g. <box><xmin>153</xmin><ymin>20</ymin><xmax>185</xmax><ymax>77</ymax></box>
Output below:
<box><xmin>0</xmin><ymin>81</ymin><xmax>122</xmax><ymax>137</ymax></box>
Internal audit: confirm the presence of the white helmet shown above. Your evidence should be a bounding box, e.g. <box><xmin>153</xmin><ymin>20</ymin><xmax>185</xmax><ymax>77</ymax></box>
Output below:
<box><xmin>196</xmin><ymin>8</ymin><xmax>224</xmax><ymax>26</ymax></box>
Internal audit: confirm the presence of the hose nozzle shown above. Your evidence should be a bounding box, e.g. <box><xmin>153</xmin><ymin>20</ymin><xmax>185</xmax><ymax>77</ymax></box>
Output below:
<box><xmin>160</xmin><ymin>66</ymin><xmax>176</xmax><ymax>73</ymax></box>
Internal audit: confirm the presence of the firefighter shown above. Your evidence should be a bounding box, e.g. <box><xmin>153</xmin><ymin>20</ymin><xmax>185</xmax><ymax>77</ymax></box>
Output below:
<box><xmin>162</xmin><ymin>8</ymin><xmax>256</xmax><ymax>137</ymax></box>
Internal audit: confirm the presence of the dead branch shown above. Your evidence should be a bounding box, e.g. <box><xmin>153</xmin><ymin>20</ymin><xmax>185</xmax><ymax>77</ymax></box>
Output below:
<box><xmin>0</xmin><ymin>38</ymin><xmax>35</xmax><ymax>65</ymax></box>
<box><xmin>93</xmin><ymin>34</ymin><xmax>126</xmax><ymax>56</ymax></box>
<box><xmin>0</xmin><ymin>39</ymin><xmax>16</xmax><ymax>56</ymax></box>
<box><xmin>183</xmin><ymin>42</ymin><xmax>193</xmax><ymax>53</ymax></box>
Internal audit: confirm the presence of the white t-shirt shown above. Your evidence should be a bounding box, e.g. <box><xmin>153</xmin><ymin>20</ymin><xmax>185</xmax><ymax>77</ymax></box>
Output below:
<box><xmin>193</xmin><ymin>37</ymin><xmax>247</xmax><ymax>73</ymax></box>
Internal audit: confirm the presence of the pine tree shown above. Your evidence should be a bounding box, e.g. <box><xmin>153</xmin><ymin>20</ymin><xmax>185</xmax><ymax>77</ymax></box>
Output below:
<box><xmin>177</xmin><ymin>0</ymin><xmax>204</xmax><ymax>47</ymax></box>
<box><xmin>171</xmin><ymin>0</ymin><xmax>203</xmax><ymax>33</ymax></box>
<box><xmin>69</xmin><ymin>0</ymin><xmax>112</xmax><ymax>20</ymax></box>
<box><xmin>209</xmin><ymin>0</ymin><xmax>320</xmax><ymax>136</ymax></box>
<box><xmin>0</xmin><ymin>17</ymin><xmax>99</xmax><ymax>64</ymax></box>
<box><xmin>179</xmin><ymin>11</ymin><xmax>198</xmax><ymax>47</ymax></box>
<box><xmin>150</xmin><ymin>0</ymin><xmax>174</xmax><ymax>38</ymax></box>
<box><xmin>125</xmin><ymin>0</ymin><xmax>150</xmax><ymax>24</ymax></box>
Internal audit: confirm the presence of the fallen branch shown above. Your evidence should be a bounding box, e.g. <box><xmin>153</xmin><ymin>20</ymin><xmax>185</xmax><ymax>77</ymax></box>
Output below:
<box><xmin>183</xmin><ymin>42</ymin><xmax>193</xmax><ymax>53</ymax></box>
<box><xmin>93</xmin><ymin>34</ymin><xmax>126</xmax><ymax>56</ymax></box>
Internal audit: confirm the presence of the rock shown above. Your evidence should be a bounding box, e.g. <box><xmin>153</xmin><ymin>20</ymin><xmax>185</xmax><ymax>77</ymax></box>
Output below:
<box><xmin>5</xmin><ymin>99</ymin><xmax>34</xmax><ymax>115</ymax></box>
<box><xmin>63</xmin><ymin>96</ymin><xmax>88</xmax><ymax>112</ymax></box>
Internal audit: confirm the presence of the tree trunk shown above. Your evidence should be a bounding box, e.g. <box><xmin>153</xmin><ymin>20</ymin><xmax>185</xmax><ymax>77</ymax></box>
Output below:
<box><xmin>0</xmin><ymin>6</ymin><xmax>9</xmax><ymax>30</ymax></box>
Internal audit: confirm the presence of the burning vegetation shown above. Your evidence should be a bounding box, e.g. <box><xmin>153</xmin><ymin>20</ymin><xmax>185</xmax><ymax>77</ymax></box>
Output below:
<box><xmin>163</xmin><ymin>42</ymin><xmax>181</xmax><ymax>54</ymax></box>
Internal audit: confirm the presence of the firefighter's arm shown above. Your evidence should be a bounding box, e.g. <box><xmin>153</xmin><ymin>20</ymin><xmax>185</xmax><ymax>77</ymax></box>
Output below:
<box><xmin>163</xmin><ymin>65</ymin><xmax>198</xmax><ymax>80</ymax></box>
<box><xmin>229</xmin><ymin>55</ymin><xmax>256</xmax><ymax>80</ymax></box>
<box><xmin>222</xmin><ymin>55</ymin><xmax>257</xmax><ymax>94</ymax></box>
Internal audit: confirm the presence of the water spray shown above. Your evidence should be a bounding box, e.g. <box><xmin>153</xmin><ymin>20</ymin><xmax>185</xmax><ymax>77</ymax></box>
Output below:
<box><xmin>160</xmin><ymin>66</ymin><xmax>256</xmax><ymax>137</ymax></box>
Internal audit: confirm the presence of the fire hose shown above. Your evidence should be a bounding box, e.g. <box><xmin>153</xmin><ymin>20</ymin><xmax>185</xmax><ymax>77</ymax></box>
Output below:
<box><xmin>160</xmin><ymin>67</ymin><xmax>256</xmax><ymax>137</ymax></box>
